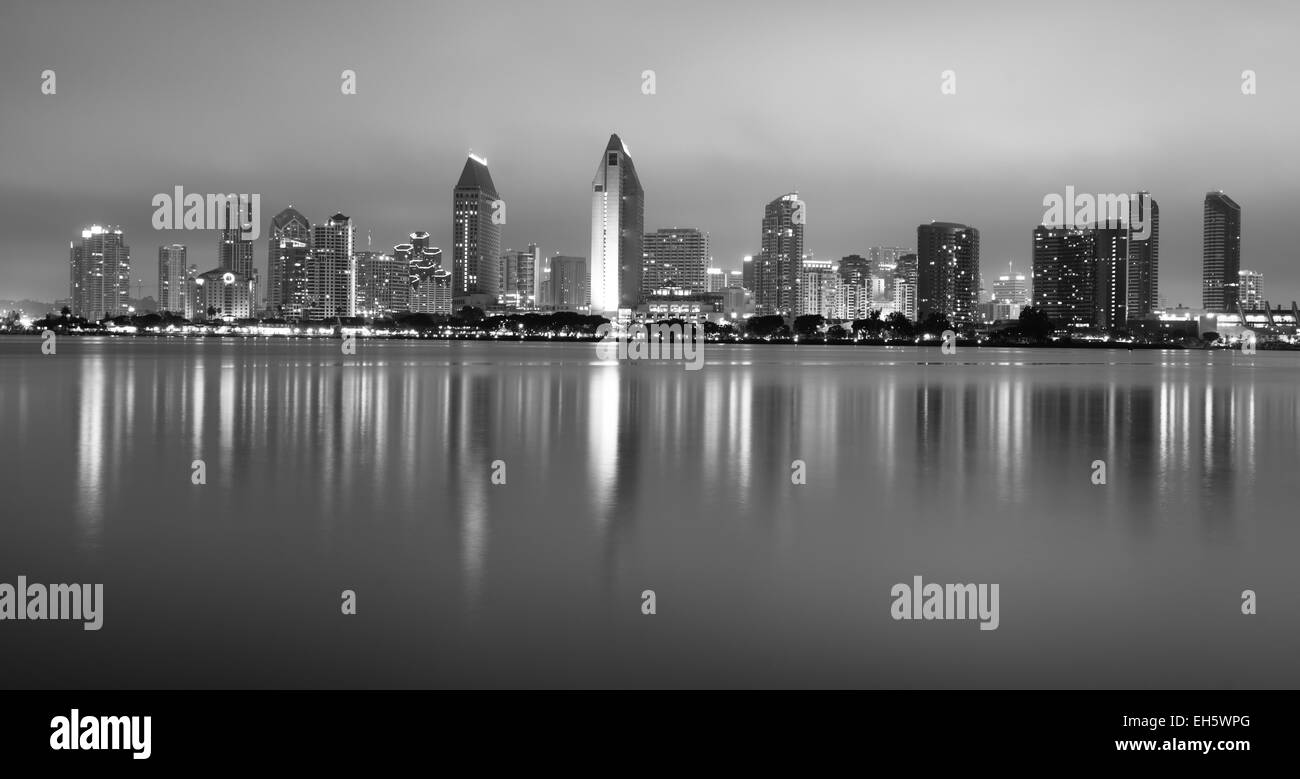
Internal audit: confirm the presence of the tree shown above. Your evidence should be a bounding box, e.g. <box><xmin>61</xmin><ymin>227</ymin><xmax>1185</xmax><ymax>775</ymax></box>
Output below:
<box><xmin>60</xmin><ymin>306</ymin><xmax>71</xmax><ymax>318</ymax></box>
<box><xmin>457</xmin><ymin>305</ymin><xmax>485</xmax><ymax>324</ymax></box>
<box><xmin>851</xmin><ymin>309</ymin><xmax>885</xmax><ymax>337</ymax></box>
<box><xmin>793</xmin><ymin>314</ymin><xmax>824</xmax><ymax>336</ymax></box>
<box><xmin>826</xmin><ymin>324</ymin><xmax>847</xmax><ymax>340</ymax></box>
<box><xmin>1016</xmin><ymin>306</ymin><xmax>1053</xmax><ymax>342</ymax></box>
<box><xmin>745</xmin><ymin>315</ymin><xmax>788</xmax><ymax>338</ymax></box>
<box><xmin>917</xmin><ymin>311</ymin><xmax>952</xmax><ymax>336</ymax></box>
<box><xmin>884</xmin><ymin>311</ymin><xmax>913</xmax><ymax>337</ymax></box>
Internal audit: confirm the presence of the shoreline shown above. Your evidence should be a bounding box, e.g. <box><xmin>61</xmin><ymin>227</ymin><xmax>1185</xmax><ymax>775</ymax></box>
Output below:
<box><xmin>5</xmin><ymin>330</ymin><xmax>1298</xmax><ymax>351</ymax></box>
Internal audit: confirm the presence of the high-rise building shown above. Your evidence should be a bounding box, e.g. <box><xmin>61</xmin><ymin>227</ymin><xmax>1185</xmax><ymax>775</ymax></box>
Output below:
<box><xmin>157</xmin><ymin>244</ymin><xmax>187</xmax><ymax>314</ymax></box>
<box><xmin>916</xmin><ymin>222</ymin><xmax>980</xmax><ymax>327</ymax></box>
<box><xmin>589</xmin><ymin>134</ymin><xmax>645</xmax><ymax>313</ymax></box>
<box><xmin>191</xmin><ymin>268</ymin><xmax>255</xmax><ymax>320</ymax></box>
<box><xmin>504</xmin><ymin>243</ymin><xmax>540</xmax><ymax>307</ymax></box>
<box><xmin>893</xmin><ymin>253</ymin><xmax>918</xmax><ymax>321</ymax></box>
<box><xmin>534</xmin><ymin>248</ymin><xmax>552</xmax><ymax>309</ymax></box>
<box><xmin>268</xmin><ymin>206</ymin><xmax>311</xmax><ymax>318</ymax></box>
<box><xmin>838</xmin><ymin>254</ymin><xmax>871</xmax><ymax>288</ymax></box>
<box><xmin>1126</xmin><ymin>192</ymin><xmax>1159</xmax><ymax>319</ymax></box>
<box><xmin>551</xmin><ymin>255</ymin><xmax>588</xmax><ymax>310</ymax></box>
<box><xmin>1239</xmin><ymin>269</ymin><xmax>1264</xmax><ymax>309</ymax></box>
<box><xmin>396</xmin><ymin>232</ymin><xmax>446</xmax><ymax>315</ymax></box>
<box><xmin>308</xmin><ymin>213</ymin><xmax>355</xmax><ymax>319</ymax></box>
<box><xmin>706</xmin><ymin>267</ymin><xmax>727</xmax><ymax>294</ymax></box>
<box><xmin>412</xmin><ymin>263</ymin><xmax>452</xmax><ymax>315</ymax></box>
<box><xmin>800</xmin><ymin>258</ymin><xmax>839</xmax><ymax>318</ymax></box>
<box><xmin>741</xmin><ymin>255</ymin><xmax>755</xmax><ymax>292</ymax></box>
<box><xmin>70</xmin><ymin>224</ymin><xmax>131</xmax><ymax>320</ymax></box>
<box><xmin>868</xmin><ymin>246</ymin><xmax>909</xmax><ymax>303</ymax></box>
<box><xmin>1093</xmin><ymin>224</ymin><xmax>1129</xmax><ymax>331</ymax></box>
<box><xmin>991</xmin><ymin>270</ymin><xmax>1029</xmax><ymax>322</ymax></box>
<box><xmin>453</xmin><ymin>154</ymin><xmax>502</xmax><ymax>298</ymax></box>
<box><xmin>219</xmin><ymin>200</ymin><xmax>255</xmax><ymax>278</ymax></box>
<box><xmin>355</xmin><ymin>251</ymin><xmax>408</xmax><ymax>317</ymax></box>
<box><xmin>1202</xmin><ymin>191</ymin><xmax>1242</xmax><ymax>312</ymax></box>
<box><xmin>642</xmin><ymin>228</ymin><xmax>708</xmax><ymax>297</ymax></box>
<box><xmin>838</xmin><ymin>281</ymin><xmax>870</xmax><ymax>321</ymax></box>
<box><xmin>756</xmin><ymin>194</ymin><xmax>805</xmax><ymax>316</ymax></box>
<box><xmin>1032</xmin><ymin>225</ymin><xmax>1095</xmax><ymax>328</ymax></box>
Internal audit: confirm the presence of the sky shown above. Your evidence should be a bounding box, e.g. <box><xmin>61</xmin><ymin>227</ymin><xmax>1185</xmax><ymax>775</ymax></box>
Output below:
<box><xmin>1</xmin><ymin>0</ymin><xmax>1297</xmax><ymax>307</ymax></box>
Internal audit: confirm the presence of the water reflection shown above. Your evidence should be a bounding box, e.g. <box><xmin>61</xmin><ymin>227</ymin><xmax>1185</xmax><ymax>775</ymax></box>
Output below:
<box><xmin>51</xmin><ymin>342</ymin><xmax>1288</xmax><ymax>594</ymax></box>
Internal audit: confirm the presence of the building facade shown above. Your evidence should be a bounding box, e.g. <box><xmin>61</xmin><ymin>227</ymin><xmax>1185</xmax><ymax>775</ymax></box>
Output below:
<box><xmin>917</xmin><ymin>222</ymin><xmax>980</xmax><ymax>327</ymax></box>
<box><xmin>157</xmin><ymin>243</ymin><xmax>188</xmax><ymax>314</ymax></box>
<box><xmin>70</xmin><ymin>224</ymin><xmax>131</xmax><ymax>320</ymax></box>
<box><xmin>756</xmin><ymin>194</ymin><xmax>805</xmax><ymax>316</ymax></box>
<box><xmin>268</xmin><ymin>206</ymin><xmax>311</xmax><ymax>319</ymax></box>
<box><xmin>1202</xmin><ymin>191</ymin><xmax>1242</xmax><ymax>312</ymax></box>
<box><xmin>589</xmin><ymin>134</ymin><xmax>644</xmax><ymax>313</ymax></box>
<box><xmin>1126</xmin><ymin>192</ymin><xmax>1160</xmax><ymax>319</ymax></box>
<box><xmin>308</xmin><ymin>213</ymin><xmax>355</xmax><ymax>319</ymax></box>
<box><xmin>642</xmin><ymin>228</ymin><xmax>709</xmax><ymax>297</ymax></box>
<box><xmin>453</xmin><ymin>154</ymin><xmax>503</xmax><ymax>298</ymax></box>
<box><xmin>1032</xmin><ymin>225</ymin><xmax>1095</xmax><ymax>328</ymax></box>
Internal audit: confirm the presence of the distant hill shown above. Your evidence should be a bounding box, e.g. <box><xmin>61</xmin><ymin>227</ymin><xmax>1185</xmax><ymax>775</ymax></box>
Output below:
<box><xmin>0</xmin><ymin>299</ymin><xmax>58</xmax><ymax>315</ymax></box>
<box><xmin>0</xmin><ymin>296</ymin><xmax>157</xmax><ymax>316</ymax></box>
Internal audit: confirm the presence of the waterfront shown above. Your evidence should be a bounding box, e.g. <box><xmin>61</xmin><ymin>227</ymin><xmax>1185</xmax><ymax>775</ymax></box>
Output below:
<box><xmin>0</xmin><ymin>337</ymin><xmax>1296</xmax><ymax>687</ymax></box>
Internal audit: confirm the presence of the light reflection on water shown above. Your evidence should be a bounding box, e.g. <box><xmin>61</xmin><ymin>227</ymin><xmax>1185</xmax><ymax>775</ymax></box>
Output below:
<box><xmin>0</xmin><ymin>337</ymin><xmax>1297</xmax><ymax>688</ymax></box>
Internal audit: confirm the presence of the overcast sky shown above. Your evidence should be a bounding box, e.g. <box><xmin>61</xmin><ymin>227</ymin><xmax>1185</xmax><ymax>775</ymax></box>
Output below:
<box><xmin>1</xmin><ymin>0</ymin><xmax>1296</xmax><ymax>307</ymax></box>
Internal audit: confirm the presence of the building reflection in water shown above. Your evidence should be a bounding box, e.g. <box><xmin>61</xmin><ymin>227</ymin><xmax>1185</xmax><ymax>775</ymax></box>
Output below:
<box><xmin>66</xmin><ymin>345</ymin><xmax>1277</xmax><ymax>593</ymax></box>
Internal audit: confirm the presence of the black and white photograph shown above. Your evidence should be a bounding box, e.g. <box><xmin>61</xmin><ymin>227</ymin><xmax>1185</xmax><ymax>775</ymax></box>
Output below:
<box><xmin>0</xmin><ymin>0</ymin><xmax>1291</xmax><ymax>764</ymax></box>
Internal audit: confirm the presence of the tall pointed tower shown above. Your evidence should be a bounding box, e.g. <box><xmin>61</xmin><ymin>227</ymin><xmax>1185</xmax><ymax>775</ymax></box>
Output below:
<box><xmin>589</xmin><ymin>134</ymin><xmax>644</xmax><ymax>314</ymax></box>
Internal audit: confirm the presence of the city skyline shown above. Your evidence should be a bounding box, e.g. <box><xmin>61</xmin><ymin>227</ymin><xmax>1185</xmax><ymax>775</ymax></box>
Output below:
<box><xmin>2</xmin><ymin>1</ymin><xmax>1296</xmax><ymax>307</ymax></box>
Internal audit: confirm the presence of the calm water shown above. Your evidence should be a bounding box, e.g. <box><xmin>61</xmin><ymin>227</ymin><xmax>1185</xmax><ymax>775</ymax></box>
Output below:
<box><xmin>1</xmin><ymin>336</ymin><xmax>1297</xmax><ymax>688</ymax></box>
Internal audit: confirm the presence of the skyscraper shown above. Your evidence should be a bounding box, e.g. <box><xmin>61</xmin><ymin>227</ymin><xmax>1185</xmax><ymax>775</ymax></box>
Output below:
<box><xmin>308</xmin><ymin>213</ymin><xmax>355</xmax><ymax>319</ymax></box>
<box><xmin>157</xmin><ymin>244</ymin><xmax>187</xmax><ymax>314</ymax></box>
<box><xmin>219</xmin><ymin>200</ymin><xmax>255</xmax><ymax>278</ymax></box>
<box><xmin>589</xmin><ymin>134</ymin><xmax>644</xmax><ymax>313</ymax></box>
<box><xmin>756</xmin><ymin>194</ymin><xmax>805</xmax><ymax>316</ymax></box>
<box><xmin>1032</xmin><ymin>225</ymin><xmax>1095</xmax><ymax>328</ymax></box>
<box><xmin>741</xmin><ymin>255</ymin><xmax>755</xmax><ymax>292</ymax></box>
<box><xmin>551</xmin><ymin>255</ymin><xmax>589</xmax><ymax>310</ymax></box>
<box><xmin>706</xmin><ymin>267</ymin><xmax>726</xmax><ymax>294</ymax></box>
<box><xmin>1238</xmin><ymin>269</ymin><xmax>1264</xmax><ymax>309</ymax></box>
<box><xmin>355</xmin><ymin>251</ymin><xmax>408</xmax><ymax>317</ymax></box>
<box><xmin>642</xmin><ymin>227</ymin><xmax>709</xmax><ymax>296</ymax></box>
<box><xmin>1202</xmin><ymin>191</ymin><xmax>1242</xmax><ymax>312</ymax></box>
<box><xmin>70</xmin><ymin>224</ymin><xmax>131</xmax><ymax>320</ymax></box>
<box><xmin>1093</xmin><ymin>224</ymin><xmax>1129</xmax><ymax>331</ymax></box>
<box><xmin>838</xmin><ymin>254</ymin><xmax>871</xmax><ymax>288</ymax></box>
<box><xmin>268</xmin><ymin>206</ymin><xmax>311</xmax><ymax>318</ymax></box>
<box><xmin>403</xmin><ymin>237</ymin><xmax>450</xmax><ymax>315</ymax></box>
<box><xmin>894</xmin><ymin>253</ymin><xmax>918</xmax><ymax>321</ymax></box>
<box><xmin>453</xmin><ymin>154</ymin><xmax>502</xmax><ymax>298</ymax></box>
<box><xmin>191</xmin><ymin>268</ymin><xmax>255</xmax><ymax>320</ymax></box>
<box><xmin>868</xmin><ymin>246</ymin><xmax>909</xmax><ymax>303</ymax></box>
<box><xmin>991</xmin><ymin>271</ymin><xmax>1029</xmax><ymax>322</ymax></box>
<box><xmin>507</xmin><ymin>243</ymin><xmax>540</xmax><ymax>307</ymax></box>
<box><xmin>916</xmin><ymin>222</ymin><xmax>979</xmax><ymax>327</ymax></box>
<box><xmin>800</xmin><ymin>258</ymin><xmax>839</xmax><ymax>318</ymax></box>
<box><xmin>1126</xmin><ymin>192</ymin><xmax>1159</xmax><ymax>319</ymax></box>
<box><xmin>534</xmin><ymin>248</ymin><xmax>552</xmax><ymax>309</ymax></box>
